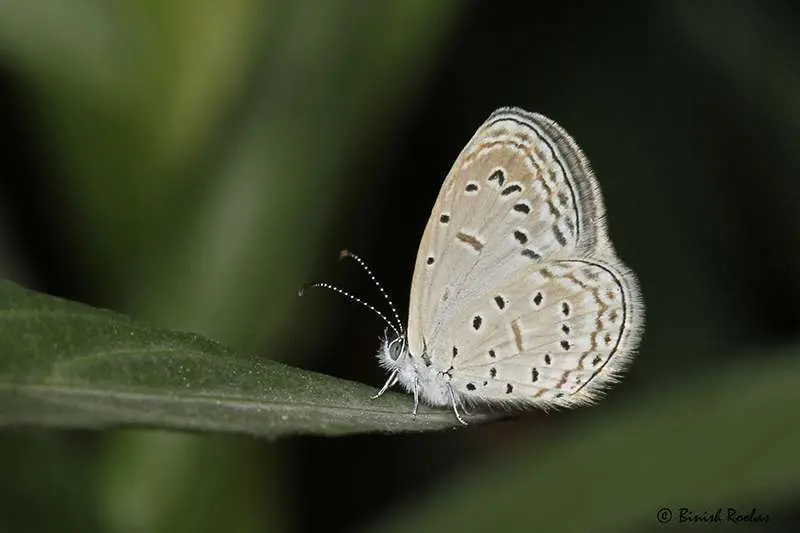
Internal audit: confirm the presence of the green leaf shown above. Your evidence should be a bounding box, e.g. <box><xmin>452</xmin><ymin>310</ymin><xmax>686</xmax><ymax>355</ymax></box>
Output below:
<box><xmin>0</xmin><ymin>280</ymin><xmax>484</xmax><ymax>436</ymax></box>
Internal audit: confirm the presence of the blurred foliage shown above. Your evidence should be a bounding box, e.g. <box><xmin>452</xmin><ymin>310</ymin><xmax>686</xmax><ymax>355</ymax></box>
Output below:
<box><xmin>367</xmin><ymin>348</ymin><xmax>800</xmax><ymax>533</ymax></box>
<box><xmin>1</xmin><ymin>0</ymin><xmax>799</xmax><ymax>532</ymax></box>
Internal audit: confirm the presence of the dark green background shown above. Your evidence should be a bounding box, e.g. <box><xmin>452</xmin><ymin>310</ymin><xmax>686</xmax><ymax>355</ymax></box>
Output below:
<box><xmin>1</xmin><ymin>1</ymin><xmax>798</xmax><ymax>532</ymax></box>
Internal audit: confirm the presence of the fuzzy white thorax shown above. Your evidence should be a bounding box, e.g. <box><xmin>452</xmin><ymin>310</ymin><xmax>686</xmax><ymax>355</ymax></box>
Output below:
<box><xmin>376</xmin><ymin>335</ymin><xmax>454</xmax><ymax>408</ymax></box>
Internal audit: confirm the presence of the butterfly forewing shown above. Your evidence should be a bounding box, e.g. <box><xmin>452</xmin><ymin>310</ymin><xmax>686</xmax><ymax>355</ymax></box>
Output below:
<box><xmin>406</xmin><ymin>107</ymin><xmax>642</xmax><ymax>408</ymax></box>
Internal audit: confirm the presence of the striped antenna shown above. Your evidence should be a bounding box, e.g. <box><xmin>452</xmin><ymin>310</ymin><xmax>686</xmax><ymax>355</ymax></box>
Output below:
<box><xmin>299</xmin><ymin>281</ymin><xmax>400</xmax><ymax>337</ymax></box>
<box><xmin>339</xmin><ymin>250</ymin><xmax>403</xmax><ymax>333</ymax></box>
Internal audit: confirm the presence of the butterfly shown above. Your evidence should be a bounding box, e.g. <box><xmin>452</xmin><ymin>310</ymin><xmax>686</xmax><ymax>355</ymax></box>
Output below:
<box><xmin>306</xmin><ymin>107</ymin><xmax>644</xmax><ymax>425</ymax></box>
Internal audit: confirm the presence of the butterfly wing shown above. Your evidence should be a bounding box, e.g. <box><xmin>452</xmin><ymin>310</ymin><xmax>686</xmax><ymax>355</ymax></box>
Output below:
<box><xmin>406</xmin><ymin>107</ymin><xmax>643</xmax><ymax>408</ymax></box>
<box><xmin>428</xmin><ymin>257</ymin><xmax>640</xmax><ymax>407</ymax></box>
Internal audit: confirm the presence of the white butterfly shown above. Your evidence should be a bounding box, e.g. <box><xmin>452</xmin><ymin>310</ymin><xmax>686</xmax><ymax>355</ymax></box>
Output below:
<box><xmin>307</xmin><ymin>107</ymin><xmax>644</xmax><ymax>425</ymax></box>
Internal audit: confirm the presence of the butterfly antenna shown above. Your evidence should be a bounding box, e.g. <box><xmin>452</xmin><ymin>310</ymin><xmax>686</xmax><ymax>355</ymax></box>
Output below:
<box><xmin>339</xmin><ymin>250</ymin><xmax>404</xmax><ymax>333</ymax></box>
<box><xmin>299</xmin><ymin>281</ymin><xmax>400</xmax><ymax>337</ymax></box>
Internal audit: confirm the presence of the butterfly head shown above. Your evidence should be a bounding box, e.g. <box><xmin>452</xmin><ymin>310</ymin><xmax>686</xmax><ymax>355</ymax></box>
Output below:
<box><xmin>377</xmin><ymin>333</ymin><xmax>409</xmax><ymax>370</ymax></box>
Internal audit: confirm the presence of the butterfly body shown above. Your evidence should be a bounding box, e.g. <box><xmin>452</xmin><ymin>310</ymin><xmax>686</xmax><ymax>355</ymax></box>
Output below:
<box><xmin>377</xmin><ymin>337</ymin><xmax>454</xmax><ymax>408</ymax></box>
<box><xmin>374</xmin><ymin>107</ymin><xmax>644</xmax><ymax>424</ymax></box>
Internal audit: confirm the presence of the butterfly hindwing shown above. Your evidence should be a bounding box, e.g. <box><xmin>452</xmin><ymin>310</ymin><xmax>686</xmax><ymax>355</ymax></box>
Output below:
<box><xmin>436</xmin><ymin>258</ymin><xmax>641</xmax><ymax>407</ymax></box>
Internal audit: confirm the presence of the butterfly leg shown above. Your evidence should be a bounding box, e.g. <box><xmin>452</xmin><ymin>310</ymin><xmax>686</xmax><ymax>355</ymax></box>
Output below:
<box><xmin>371</xmin><ymin>369</ymin><xmax>399</xmax><ymax>399</ymax></box>
<box><xmin>448</xmin><ymin>385</ymin><xmax>468</xmax><ymax>426</ymax></box>
<box><xmin>412</xmin><ymin>376</ymin><xmax>420</xmax><ymax>418</ymax></box>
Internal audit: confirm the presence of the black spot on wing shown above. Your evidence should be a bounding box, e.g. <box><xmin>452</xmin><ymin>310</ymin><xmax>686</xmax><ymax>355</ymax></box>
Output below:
<box><xmin>522</xmin><ymin>248</ymin><xmax>541</xmax><ymax>260</ymax></box>
<box><xmin>494</xmin><ymin>295</ymin><xmax>506</xmax><ymax>310</ymax></box>
<box><xmin>488</xmin><ymin>169</ymin><xmax>506</xmax><ymax>186</ymax></box>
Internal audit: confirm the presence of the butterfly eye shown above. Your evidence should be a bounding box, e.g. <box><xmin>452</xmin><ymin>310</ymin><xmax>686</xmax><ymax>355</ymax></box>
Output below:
<box><xmin>388</xmin><ymin>337</ymin><xmax>406</xmax><ymax>361</ymax></box>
